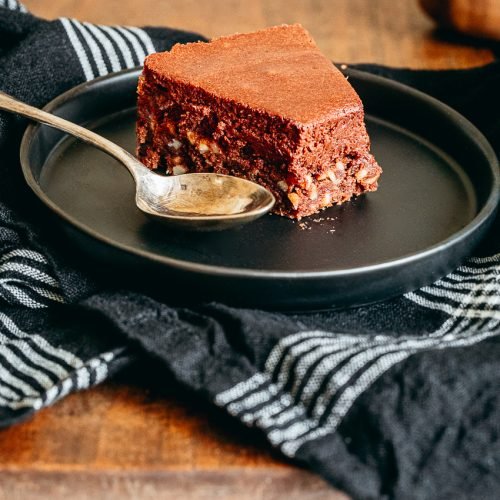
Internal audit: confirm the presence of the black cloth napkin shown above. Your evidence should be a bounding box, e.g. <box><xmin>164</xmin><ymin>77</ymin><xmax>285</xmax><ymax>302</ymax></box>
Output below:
<box><xmin>1</xmin><ymin>3</ymin><xmax>499</xmax><ymax>499</ymax></box>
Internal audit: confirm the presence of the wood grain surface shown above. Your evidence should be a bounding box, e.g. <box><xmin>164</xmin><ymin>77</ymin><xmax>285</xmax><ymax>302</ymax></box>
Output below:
<box><xmin>0</xmin><ymin>381</ymin><xmax>345</xmax><ymax>499</ymax></box>
<box><xmin>2</xmin><ymin>0</ymin><xmax>496</xmax><ymax>499</ymax></box>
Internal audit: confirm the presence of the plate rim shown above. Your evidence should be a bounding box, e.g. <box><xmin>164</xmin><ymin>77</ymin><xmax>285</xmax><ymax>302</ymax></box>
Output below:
<box><xmin>20</xmin><ymin>67</ymin><xmax>500</xmax><ymax>280</ymax></box>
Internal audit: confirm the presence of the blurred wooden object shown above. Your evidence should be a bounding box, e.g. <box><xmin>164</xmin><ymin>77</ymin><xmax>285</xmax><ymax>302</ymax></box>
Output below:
<box><xmin>420</xmin><ymin>0</ymin><xmax>500</xmax><ymax>40</ymax></box>
<box><xmin>22</xmin><ymin>0</ymin><xmax>495</xmax><ymax>69</ymax></box>
<box><xmin>1</xmin><ymin>1</ymin><xmax>496</xmax><ymax>499</ymax></box>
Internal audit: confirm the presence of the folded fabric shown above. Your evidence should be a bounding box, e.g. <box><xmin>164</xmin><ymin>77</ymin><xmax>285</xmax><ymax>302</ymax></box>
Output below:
<box><xmin>0</xmin><ymin>3</ymin><xmax>499</xmax><ymax>499</ymax></box>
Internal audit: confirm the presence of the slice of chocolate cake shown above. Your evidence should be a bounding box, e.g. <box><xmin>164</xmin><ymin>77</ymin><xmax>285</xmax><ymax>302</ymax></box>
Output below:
<box><xmin>136</xmin><ymin>24</ymin><xmax>381</xmax><ymax>219</ymax></box>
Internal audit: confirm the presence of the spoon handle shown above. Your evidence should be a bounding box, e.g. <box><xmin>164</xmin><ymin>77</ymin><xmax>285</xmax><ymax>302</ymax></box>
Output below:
<box><xmin>0</xmin><ymin>91</ymin><xmax>148</xmax><ymax>180</ymax></box>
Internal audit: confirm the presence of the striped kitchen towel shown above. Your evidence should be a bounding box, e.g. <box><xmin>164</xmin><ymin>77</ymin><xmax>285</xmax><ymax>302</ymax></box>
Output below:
<box><xmin>0</xmin><ymin>3</ymin><xmax>499</xmax><ymax>500</ymax></box>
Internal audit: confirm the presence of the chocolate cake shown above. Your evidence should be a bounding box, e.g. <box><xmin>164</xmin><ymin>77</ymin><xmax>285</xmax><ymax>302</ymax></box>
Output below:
<box><xmin>136</xmin><ymin>24</ymin><xmax>381</xmax><ymax>219</ymax></box>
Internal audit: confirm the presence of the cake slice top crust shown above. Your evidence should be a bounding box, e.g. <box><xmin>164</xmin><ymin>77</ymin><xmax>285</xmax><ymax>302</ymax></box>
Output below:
<box><xmin>143</xmin><ymin>24</ymin><xmax>362</xmax><ymax>125</ymax></box>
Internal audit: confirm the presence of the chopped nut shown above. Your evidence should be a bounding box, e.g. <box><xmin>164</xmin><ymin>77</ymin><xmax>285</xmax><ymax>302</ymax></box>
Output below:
<box><xmin>168</xmin><ymin>139</ymin><xmax>182</xmax><ymax>150</ymax></box>
<box><xmin>317</xmin><ymin>172</ymin><xmax>328</xmax><ymax>181</ymax></box>
<box><xmin>287</xmin><ymin>192</ymin><xmax>300</xmax><ymax>209</ymax></box>
<box><xmin>189</xmin><ymin>135</ymin><xmax>220</xmax><ymax>155</ymax></box>
<box><xmin>172</xmin><ymin>165</ymin><xmax>188</xmax><ymax>175</ymax></box>
<box><xmin>309</xmin><ymin>184</ymin><xmax>318</xmax><ymax>201</ymax></box>
<box><xmin>362</xmin><ymin>173</ymin><xmax>380</xmax><ymax>185</ymax></box>
<box><xmin>356</xmin><ymin>168</ymin><xmax>368</xmax><ymax>181</ymax></box>
<box><xmin>186</xmin><ymin>131</ymin><xmax>197</xmax><ymax>144</ymax></box>
<box><xmin>322</xmin><ymin>193</ymin><xmax>332</xmax><ymax>206</ymax></box>
<box><xmin>198</xmin><ymin>141</ymin><xmax>210</xmax><ymax>154</ymax></box>
<box><xmin>303</xmin><ymin>174</ymin><xmax>313</xmax><ymax>189</ymax></box>
<box><xmin>335</xmin><ymin>161</ymin><xmax>345</xmax><ymax>172</ymax></box>
<box><xmin>327</xmin><ymin>169</ymin><xmax>338</xmax><ymax>183</ymax></box>
<box><xmin>277</xmin><ymin>180</ymin><xmax>289</xmax><ymax>192</ymax></box>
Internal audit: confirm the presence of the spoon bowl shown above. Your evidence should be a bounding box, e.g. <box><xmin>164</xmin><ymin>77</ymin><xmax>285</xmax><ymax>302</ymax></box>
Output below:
<box><xmin>0</xmin><ymin>91</ymin><xmax>275</xmax><ymax>230</ymax></box>
<box><xmin>134</xmin><ymin>170</ymin><xmax>275</xmax><ymax>230</ymax></box>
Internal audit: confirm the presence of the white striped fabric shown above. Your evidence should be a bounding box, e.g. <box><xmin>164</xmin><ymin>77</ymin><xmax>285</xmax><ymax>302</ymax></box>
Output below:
<box><xmin>0</xmin><ymin>249</ymin><xmax>48</xmax><ymax>264</ymax></box>
<box><xmin>126</xmin><ymin>26</ymin><xmax>156</xmax><ymax>55</ymax></box>
<box><xmin>282</xmin><ymin>319</ymin><xmax>500</xmax><ymax>455</ymax></box>
<box><xmin>406</xmin><ymin>253</ymin><xmax>500</xmax><ymax>319</ymax></box>
<box><xmin>72</xmin><ymin>20</ymin><xmax>109</xmax><ymax>77</ymax></box>
<box><xmin>0</xmin><ymin>312</ymin><xmax>82</xmax><ymax>371</ymax></box>
<box><xmin>115</xmin><ymin>26</ymin><xmax>146</xmax><ymax>63</ymax></box>
<box><xmin>0</xmin><ymin>248</ymin><xmax>64</xmax><ymax>308</ymax></box>
<box><xmin>84</xmin><ymin>23</ymin><xmax>122</xmax><ymax>73</ymax></box>
<box><xmin>0</xmin><ymin>312</ymin><xmax>119</xmax><ymax>411</ymax></box>
<box><xmin>0</xmin><ymin>0</ymin><xmax>27</xmax><ymax>12</ymax></box>
<box><xmin>98</xmin><ymin>24</ymin><xmax>135</xmax><ymax>68</ymax></box>
<box><xmin>60</xmin><ymin>18</ymin><xmax>94</xmax><ymax>81</ymax></box>
<box><xmin>215</xmin><ymin>254</ymin><xmax>500</xmax><ymax>457</ymax></box>
<box><xmin>0</xmin><ymin>352</ymin><xmax>115</xmax><ymax>410</ymax></box>
<box><xmin>215</xmin><ymin>373</ymin><xmax>268</xmax><ymax>406</ymax></box>
<box><xmin>60</xmin><ymin>18</ymin><xmax>157</xmax><ymax>81</ymax></box>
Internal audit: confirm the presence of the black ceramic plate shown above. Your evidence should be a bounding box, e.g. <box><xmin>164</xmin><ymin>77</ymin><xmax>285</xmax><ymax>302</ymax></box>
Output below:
<box><xmin>20</xmin><ymin>68</ymin><xmax>499</xmax><ymax>310</ymax></box>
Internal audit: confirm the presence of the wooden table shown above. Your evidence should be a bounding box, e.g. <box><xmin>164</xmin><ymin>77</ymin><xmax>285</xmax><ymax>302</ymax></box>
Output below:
<box><xmin>1</xmin><ymin>1</ymin><xmax>495</xmax><ymax>498</ymax></box>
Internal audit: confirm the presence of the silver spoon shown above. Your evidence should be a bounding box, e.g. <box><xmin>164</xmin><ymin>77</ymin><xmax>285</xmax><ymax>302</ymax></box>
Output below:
<box><xmin>0</xmin><ymin>91</ymin><xmax>275</xmax><ymax>231</ymax></box>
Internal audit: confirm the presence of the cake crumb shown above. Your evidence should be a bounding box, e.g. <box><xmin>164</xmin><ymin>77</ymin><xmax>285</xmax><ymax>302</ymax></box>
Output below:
<box><xmin>297</xmin><ymin>215</ymin><xmax>338</xmax><ymax>233</ymax></box>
